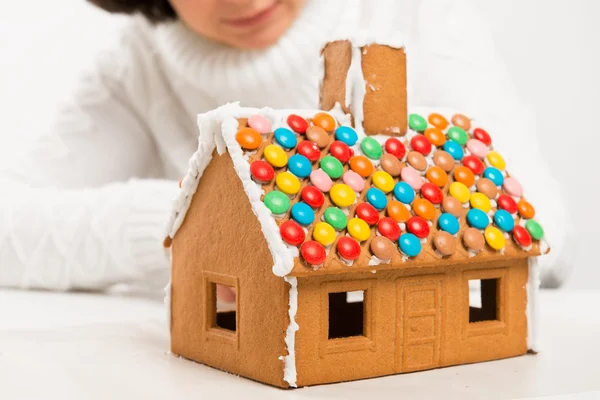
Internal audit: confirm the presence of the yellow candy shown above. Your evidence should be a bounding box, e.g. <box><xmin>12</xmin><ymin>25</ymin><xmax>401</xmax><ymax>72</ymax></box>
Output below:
<box><xmin>275</xmin><ymin>172</ymin><xmax>300</xmax><ymax>195</ymax></box>
<box><xmin>347</xmin><ymin>218</ymin><xmax>371</xmax><ymax>241</ymax></box>
<box><xmin>372</xmin><ymin>171</ymin><xmax>395</xmax><ymax>193</ymax></box>
<box><xmin>487</xmin><ymin>151</ymin><xmax>506</xmax><ymax>170</ymax></box>
<box><xmin>330</xmin><ymin>184</ymin><xmax>356</xmax><ymax>208</ymax></box>
<box><xmin>264</xmin><ymin>144</ymin><xmax>288</xmax><ymax>168</ymax></box>
<box><xmin>313</xmin><ymin>222</ymin><xmax>336</xmax><ymax>246</ymax></box>
<box><xmin>470</xmin><ymin>192</ymin><xmax>491</xmax><ymax>213</ymax></box>
<box><xmin>449</xmin><ymin>182</ymin><xmax>471</xmax><ymax>204</ymax></box>
<box><xmin>485</xmin><ymin>226</ymin><xmax>506</xmax><ymax>250</ymax></box>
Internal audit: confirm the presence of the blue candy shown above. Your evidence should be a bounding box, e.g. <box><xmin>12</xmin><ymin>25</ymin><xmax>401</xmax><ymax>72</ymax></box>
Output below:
<box><xmin>399</xmin><ymin>233</ymin><xmax>422</xmax><ymax>257</ymax></box>
<box><xmin>494</xmin><ymin>209</ymin><xmax>515</xmax><ymax>232</ymax></box>
<box><xmin>443</xmin><ymin>140</ymin><xmax>465</xmax><ymax>160</ymax></box>
<box><xmin>438</xmin><ymin>213</ymin><xmax>460</xmax><ymax>235</ymax></box>
<box><xmin>366</xmin><ymin>188</ymin><xmax>388</xmax><ymax>210</ymax></box>
<box><xmin>287</xmin><ymin>154</ymin><xmax>312</xmax><ymax>178</ymax></box>
<box><xmin>393</xmin><ymin>181</ymin><xmax>415</xmax><ymax>204</ymax></box>
<box><xmin>274</xmin><ymin>127</ymin><xmax>297</xmax><ymax>149</ymax></box>
<box><xmin>291</xmin><ymin>202</ymin><xmax>314</xmax><ymax>225</ymax></box>
<box><xmin>467</xmin><ymin>208</ymin><xmax>490</xmax><ymax>230</ymax></box>
<box><xmin>483</xmin><ymin>167</ymin><xmax>504</xmax><ymax>186</ymax></box>
<box><xmin>335</xmin><ymin>126</ymin><xmax>358</xmax><ymax>146</ymax></box>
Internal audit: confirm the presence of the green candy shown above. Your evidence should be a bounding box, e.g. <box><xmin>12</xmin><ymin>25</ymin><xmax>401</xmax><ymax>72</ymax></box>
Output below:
<box><xmin>263</xmin><ymin>191</ymin><xmax>291</xmax><ymax>215</ymax></box>
<box><xmin>447</xmin><ymin>126</ymin><xmax>468</xmax><ymax>145</ymax></box>
<box><xmin>361</xmin><ymin>137</ymin><xmax>383</xmax><ymax>160</ymax></box>
<box><xmin>525</xmin><ymin>220</ymin><xmax>544</xmax><ymax>240</ymax></box>
<box><xmin>409</xmin><ymin>114</ymin><xmax>428</xmax><ymax>132</ymax></box>
<box><xmin>323</xmin><ymin>207</ymin><xmax>348</xmax><ymax>231</ymax></box>
<box><xmin>320</xmin><ymin>155</ymin><xmax>344</xmax><ymax>179</ymax></box>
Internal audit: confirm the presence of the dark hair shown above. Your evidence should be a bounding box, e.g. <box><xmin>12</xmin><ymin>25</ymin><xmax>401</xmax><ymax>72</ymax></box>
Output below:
<box><xmin>88</xmin><ymin>0</ymin><xmax>177</xmax><ymax>23</ymax></box>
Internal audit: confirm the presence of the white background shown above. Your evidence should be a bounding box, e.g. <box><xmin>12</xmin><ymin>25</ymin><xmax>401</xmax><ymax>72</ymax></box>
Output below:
<box><xmin>1</xmin><ymin>0</ymin><xmax>598</xmax><ymax>289</ymax></box>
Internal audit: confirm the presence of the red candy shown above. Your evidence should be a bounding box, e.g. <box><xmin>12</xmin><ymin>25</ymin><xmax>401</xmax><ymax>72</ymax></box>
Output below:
<box><xmin>377</xmin><ymin>217</ymin><xmax>401</xmax><ymax>241</ymax></box>
<box><xmin>280</xmin><ymin>220</ymin><xmax>306</xmax><ymax>246</ymax></box>
<box><xmin>329</xmin><ymin>141</ymin><xmax>354</xmax><ymax>163</ymax></box>
<box><xmin>297</xmin><ymin>140</ymin><xmax>321</xmax><ymax>162</ymax></box>
<box><xmin>407</xmin><ymin>216</ymin><xmax>430</xmax><ymax>239</ymax></box>
<box><xmin>355</xmin><ymin>203</ymin><xmax>380</xmax><ymax>225</ymax></box>
<box><xmin>497</xmin><ymin>194</ymin><xmax>518</xmax><ymax>214</ymax></box>
<box><xmin>463</xmin><ymin>155</ymin><xmax>485</xmax><ymax>175</ymax></box>
<box><xmin>473</xmin><ymin>128</ymin><xmax>492</xmax><ymax>146</ymax></box>
<box><xmin>287</xmin><ymin>114</ymin><xmax>309</xmax><ymax>134</ymax></box>
<box><xmin>421</xmin><ymin>183</ymin><xmax>444</xmax><ymax>205</ymax></box>
<box><xmin>410</xmin><ymin>135</ymin><xmax>432</xmax><ymax>156</ymax></box>
<box><xmin>301</xmin><ymin>186</ymin><xmax>325</xmax><ymax>208</ymax></box>
<box><xmin>301</xmin><ymin>241</ymin><xmax>327</xmax><ymax>265</ymax></box>
<box><xmin>385</xmin><ymin>138</ymin><xmax>406</xmax><ymax>159</ymax></box>
<box><xmin>337</xmin><ymin>237</ymin><xmax>361</xmax><ymax>260</ymax></box>
<box><xmin>250</xmin><ymin>160</ymin><xmax>275</xmax><ymax>182</ymax></box>
<box><xmin>513</xmin><ymin>225</ymin><xmax>533</xmax><ymax>248</ymax></box>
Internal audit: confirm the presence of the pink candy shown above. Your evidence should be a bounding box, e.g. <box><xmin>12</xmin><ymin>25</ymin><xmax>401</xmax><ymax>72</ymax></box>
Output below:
<box><xmin>467</xmin><ymin>139</ymin><xmax>489</xmax><ymax>158</ymax></box>
<box><xmin>310</xmin><ymin>169</ymin><xmax>333</xmax><ymax>192</ymax></box>
<box><xmin>248</xmin><ymin>114</ymin><xmax>272</xmax><ymax>135</ymax></box>
<box><xmin>401</xmin><ymin>167</ymin><xmax>423</xmax><ymax>190</ymax></box>
<box><xmin>342</xmin><ymin>170</ymin><xmax>365</xmax><ymax>192</ymax></box>
<box><xmin>503</xmin><ymin>177</ymin><xmax>523</xmax><ymax>197</ymax></box>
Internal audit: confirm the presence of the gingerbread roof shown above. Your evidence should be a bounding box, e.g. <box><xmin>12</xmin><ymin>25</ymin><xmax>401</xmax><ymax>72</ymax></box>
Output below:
<box><xmin>165</xmin><ymin>103</ymin><xmax>549</xmax><ymax>278</ymax></box>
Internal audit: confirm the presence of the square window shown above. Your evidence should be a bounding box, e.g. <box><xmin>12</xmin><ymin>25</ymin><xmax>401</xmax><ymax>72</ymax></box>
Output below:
<box><xmin>328</xmin><ymin>290</ymin><xmax>365</xmax><ymax>339</ymax></box>
<box><xmin>210</xmin><ymin>283</ymin><xmax>237</xmax><ymax>332</ymax></box>
<box><xmin>469</xmin><ymin>279</ymin><xmax>499</xmax><ymax>323</ymax></box>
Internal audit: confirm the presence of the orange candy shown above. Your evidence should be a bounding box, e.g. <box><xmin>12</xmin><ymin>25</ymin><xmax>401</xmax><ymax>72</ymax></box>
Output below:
<box><xmin>428</xmin><ymin>113</ymin><xmax>449</xmax><ymax>130</ymax></box>
<box><xmin>518</xmin><ymin>199</ymin><xmax>536</xmax><ymax>219</ymax></box>
<box><xmin>452</xmin><ymin>113</ymin><xmax>472</xmax><ymax>131</ymax></box>
<box><xmin>426</xmin><ymin>166</ymin><xmax>449</xmax><ymax>187</ymax></box>
<box><xmin>235</xmin><ymin>127</ymin><xmax>262</xmax><ymax>150</ymax></box>
<box><xmin>387</xmin><ymin>201</ymin><xmax>410</xmax><ymax>223</ymax></box>
<box><xmin>313</xmin><ymin>112</ymin><xmax>336</xmax><ymax>132</ymax></box>
<box><xmin>454</xmin><ymin>166</ymin><xmax>475</xmax><ymax>188</ymax></box>
<box><xmin>425</xmin><ymin>127</ymin><xmax>446</xmax><ymax>147</ymax></box>
<box><xmin>413</xmin><ymin>198</ymin><xmax>436</xmax><ymax>220</ymax></box>
<box><xmin>350</xmin><ymin>156</ymin><xmax>374</xmax><ymax>178</ymax></box>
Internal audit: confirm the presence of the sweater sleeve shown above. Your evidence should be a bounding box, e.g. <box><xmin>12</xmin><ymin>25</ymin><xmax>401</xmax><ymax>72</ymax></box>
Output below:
<box><xmin>0</xmin><ymin>26</ymin><xmax>176</xmax><ymax>292</ymax></box>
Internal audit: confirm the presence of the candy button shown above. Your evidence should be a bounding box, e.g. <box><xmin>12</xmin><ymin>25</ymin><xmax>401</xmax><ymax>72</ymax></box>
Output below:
<box><xmin>324</xmin><ymin>207</ymin><xmax>348</xmax><ymax>230</ymax></box>
<box><xmin>449</xmin><ymin>182</ymin><xmax>471</xmax><ymax>204</ymax></box>
<box><xmin>313</xmin><ymin>222</ymin><xmax>337</xmax><ymax>246</ymax></box>
<box><xmin>274</xmin><ymin>127</ymin><xmax>297</xmax><ymax>149</ymax></box>
<box><xmin>433</xmin><ymin>151</ymin><xmax>455</xmax><ymax>172</ymax></box>
<box><xmin>463</xmin><ymin>227</ymin><xmax>485</xmax><ymax>251</ymax></box>
<box><xmin>463</xmin><ymin>155</ymin><xmax>485</xmax><ymax>175</ymax></box>
<box><xmin>288</xmin><ymin>154</ymin><xmax>312</xmax><ymax>178</ymax></box>
<box><xmin>320</xmin><ymin>155</ymin><xmax>344</xmax><ymax>179</ymax></box>
<box><xmin>370</xmin><ymin>236</ymin><xmax>396</xmax><ymax>261</ymax></box>
<box><xmin>380</xmin><ymin>154</ymin><xmax>402</xmax><ymax>177</ymax></box>
<box><xmin>297</xmin><ymin>141</ymin><xmax>321</xmax><ymax>162</ymax></box>
<box><xmin>466</xmin><ymin>139</ymin><xmax>489</xmax><ymax>158</ymax></box>
<box><xmin>329</xmin><ymin>141</ymin><xmax>353</xmax><ymax>163</ymax></box>
<box><xmin>494</xmin><ymin>209</ymin><xmax>515</xmax><ymax>232</ymax></box>
<box><xmin>300</xmin><ymin>241</ymin><xmax>326</xmax><ymax>265</ymax></box>
<box><xmin>434</xmin><ymin>231</ymin><xmax>457</xmax><ymax>256</ymax></box>
<box><xmin>470</xmin><ymin>192</ymin><xmax>492</xmax><ymax>212</ymax></box>
<box><xmin>372</xmin><ymin>171</ymin><xmax>395</xmax><ymax>193</ymax></box>
<box><xmin>425</xmin><ymin>127</ymin><xmax>446</xmax><ymax>147</ymax></box>
<box><xmin>276</xmin><ymin>172</ymin><xmax>301</xmax><ymax>195</ymax></box>
<box><xmin>366</xmin><ymin>187</ymin><xmax>388</xmax><ymax>210</ymax></box>
<box><xmin>443</xmin><ymin>141</ymin><xmax>464</xmax><ymax>160</ymax></box>
<box><xmin>264</xmin><ymin>144</ymin><xmax>288</xmax><ymax>168</ymax></box>
<box><xmin>347</xmin><ymin>218</ymin><xmax>371</xmax><ymax>241</ymax></box>
<box><xmin>513</xmin><ymin>225</ymin><xmax>533</xmax><ymax>248</ymax></box>
<box><xmin>287</xmin><ymin>114</ymin><xmax>308</xmax><ymax>134</ymax></box>
<box><xmin>438</xmin><ymin>213</ymin><xmax>460</xmax><ymax>235</ymax></box>
<box><xmin>426</xmin><ymin>166</ymin><xmax>449</xmax><ymax>187</ymax></box>
<box><xmin>407</xmin><ymin>151</ymin><xmax>427</xmax><ymax>171</ymax></box>
<box><xmin>407</xmin><ymin>216</ymin><xmax>430</xmax><ymax>239</ymax></box>
<box><xmin>447</xmin><ymin>126</ymin><xmax>468</xmax><ymax>145</ymax></box>
<box><xmin>385</xmin><ymin>138</ymin><xmax>406</xmax><ymax>159</ymax></box>
<box><xmin>236</xmin><ymin>127</ymin><xmax>262</xmax><ymax>150</ymax></box>
<box><xmin>306</xmin><ymin>126</ymin><xmax>329</xmax><ymax>148</ymax></box>
<box><xmin>338</xmin><ymin>237</ymin><xmax>361</xmax><ymax>261</ymax></box>
<box><xmin>518</xmin><ymin>199</ymin><xmax>536</xmax><ymax>219</ymax></box>
<box><xmin>355</xmin><ymin>203</ymin><xmax>380</xmax><ymax>225</ymax></box>
<box><xmin>342</xmin><ymin>170</ymin><xmax>365</xmax><ymax>192</ymax></box>
<box><xmin>409</xmin><ymin>114</ymin><xmax>428</xmax><ymax>132</ymax></box>
<box><xmin>497</xmin><ymin>194</ymin><xmax>518</xmax><ymax>214</ymax></box>
<box><xmin>310</xmin><ymin>169</ymin><xmax>333</xmax><ymax>192</ymax></box>
<box><xmin>413</xmin><ymin>198</ymin><xmax>436</xmax><ymax>221</ymax></box>
<box><xmin>411</xmin><ymin>135</ymin><xmax>432</xmax><ymax>156</ymax></box>
<box><xmin>477</xmin><ymin>178</ymin><xmax>499</xmax><ymax>199</ymax></box>
<box><xmin>483</xmin><ymin>167</ymin><xmax>504</xmax><ymax>186</ymax></box>
<box><xmin>393</xmin><ymin>181</ymin><xmax>416</xmax><ymax>204</ymax></box>
<box><xmin>443</xmin><ymin>196</ymin><xmax>463</xmax><ymax>217</ymax></box>
<box><xmin>525</xmin><ymin>219</ymin><xmax>544</xmax><ymax>240</ymax></box>
<box><xmin>421</xmin><ymin>182</ymin><xmax>444</xmax><ymax>205</ymax></box>
<box><xmin>401</xmin><ymin>167</ymin><xmax>423</xmax><ymax>190</ymax></box>
<box><xmin>428</xmin><ymin>113</ymin><xmax>449</xmax><ymax>130</ymax></box>
<box><xmin>487</xmin><ymin>151</ymin><xmax>506</xmax><ymax>170</ymax></box>
<box><xmin>387</xmin><ymin>200</ymin><xmax>410</xmax><ymax>222</ymax></box>
<box><xmin>484</xmin><ymin>226</ymin><xmax>506</xmax><ymax>250</ymax></box>
<box><xmin>473</xmin><ymin>128</ymin><xmax>492</xmax><ymax>146</ymax></box>
<box><xmin>452</xmin><ymin>113</ymin><xmax>471</xmax><ymax>131</ymax></box>
<box><xmin>250</xmin><ymin>160</ymin><xmax>275</xmax><ymax>182</ymax></box>
<box><xmin>301</xmin><ymin>186</ymin><xmax>325</xmax><ymax>208</ymax></box>
<box><xmin>503</xmin><ymin>177</ymin><xmax>523</xmax><ymax>197</ymax></box>
<box><xmin>378</xmin><ymin>217</ymin><xmax>401</xmax><ymax>241</ymax></box>
<box><xmin>454</xmin><ymin>166</ymin><xmax>475</xmax><ymax>188</ymax></box>
<box><xmin>313</xmin><ymin>112</ymin><xmax>336</xmax><ymax>132</ymax></box>
<box><xmin>330</xmin><ymin>184</ymin><xmax>357</xmax><ymax>208</ymax></box>
<box><xmin>361</xmin><ymin>137</ymin><xmax>383</xmax><ymax>160</ymax></box>
<box><xmin>399</xmin><ymin>233</ymin><xmax>422</xmax><ymax>257</ymax></box>
<box><xmin>350</xmin><ymin>156</ymin><xmax>374</xmax><ymax>178</ymax></box>
<box><xmin>263</xmin><ymin>191</ymin><xmax>291</xmax><ymax>215</ymax></box>
<box><xmin>335</xmin><ymin>126</ymin><xmax>358</xmax><ymax>146</ymax></box>
<box><xmin>279</xmin><ymin>220</ymin><xmax>306</xmax><ymax>246</ymax></box>
<box><xmin>248</xmin><ymin>114</ymin><xmax>271</xmax><ymax>134</ymax></box>
<box><xmin>291</xmin><ymin>202</ymin><xmax>315</xmax><ymax>225</ymax></box>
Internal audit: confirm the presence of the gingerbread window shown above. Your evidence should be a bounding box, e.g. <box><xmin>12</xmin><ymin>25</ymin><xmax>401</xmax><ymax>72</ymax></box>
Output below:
<box><xmin>204</xmin><ymin>272</ymin><xmax>239</xmax><ymax>345</ymax></box>
<box><xmin>463</xmin><ymin>269</ymin><xmax>508</xmax><ymax>337</ymax></box>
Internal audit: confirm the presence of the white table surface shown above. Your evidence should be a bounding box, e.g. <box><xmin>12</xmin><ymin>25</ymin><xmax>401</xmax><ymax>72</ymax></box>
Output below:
<box><xmin>1</xmin><ymin>289</ymin><xmax>598</xmax><ymax>400</ymax></box>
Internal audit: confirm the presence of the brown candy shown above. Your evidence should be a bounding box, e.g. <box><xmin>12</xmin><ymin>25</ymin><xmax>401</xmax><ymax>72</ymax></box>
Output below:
<box><xmin>433</xmin><ymin>151</ymin><xmax>455</xmax><ymax>172</ymax></box>
<box><xmin>463</xmin><ymin>227</ymin><xmax>485</xmax><ymax>251</ymax></box>
<box><xmin>370</xmin><ymin>236</ymin><xmax>396</xmax><ymax>261</ymax></box>
<box><xmin>407</xmin><ymin>151</ymin><xmax>427</xmax><ymax>171</ymax></box>
<box><xmin>452</xmin><ymin>113</ymin><xmax>472</xmax><ymax>131</ymax></box>
<box><xmin>442</xmin><ymin>196</ymin><xmax>463</xmax><ymax>217</ymax></box>
<box><xmin>306</xmin><ymin>126</ymin><xmax>329</xmax><ymax>148</ymax></box>
<box><xmin>380</xmin><ymin>154</ymin><xmax>402</xmax><ymax>177</ymax></box>
<box><xmin>477</xmin><ymin>178</ymin><xmax>498</xmax><ymax>199</ymax></box>
<box><xmin>434</xmin><ymin>231</ymin><xmax>457</xmax><ymax>256</ymax></box>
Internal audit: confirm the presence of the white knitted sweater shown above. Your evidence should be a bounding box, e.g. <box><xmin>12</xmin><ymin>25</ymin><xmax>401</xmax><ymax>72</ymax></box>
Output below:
<box><xmin>0</xmin><ymin>0</ymin><xmax>569</xmax><ymax>292</ymax></box>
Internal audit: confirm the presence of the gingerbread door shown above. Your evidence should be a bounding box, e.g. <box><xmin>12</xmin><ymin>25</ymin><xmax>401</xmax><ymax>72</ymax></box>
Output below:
<box><xmin>395</xmin><ymin>276</ymin><xmax>444</xmax><ymax>372</ymax></box>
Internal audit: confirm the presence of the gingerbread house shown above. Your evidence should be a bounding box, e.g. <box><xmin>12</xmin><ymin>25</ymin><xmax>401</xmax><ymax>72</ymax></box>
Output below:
<box><xmin>163</xmin><ymin>38</ymin><xmax>549</xmax><ymax>388</ymax></box>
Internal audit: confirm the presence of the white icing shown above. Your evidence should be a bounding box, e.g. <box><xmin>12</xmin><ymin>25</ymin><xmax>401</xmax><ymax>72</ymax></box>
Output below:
<box><xmin>368</xmin><ymin>255</ymin><xmax>391</xmax><ymax>266</ymax></box>
<box><xmin>346</xmin><ymin>44</ymin><xmax>367</xmax><ymax>137</ymax></box>
<box><xmin>164</xmin><ymin>281</ymin><xmax>171</xmax><ymax>330</ymax></box>
<box><xmin>283</xmin><ymin>277</ymin><xmax>299</xmax><ymax>387</ymax></box>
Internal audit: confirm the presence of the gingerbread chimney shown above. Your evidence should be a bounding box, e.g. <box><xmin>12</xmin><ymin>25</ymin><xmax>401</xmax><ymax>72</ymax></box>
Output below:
<box><xmin>319</xmin><ymin>39</ymin><xmax>408</xmax><ymax>136</ymax></box>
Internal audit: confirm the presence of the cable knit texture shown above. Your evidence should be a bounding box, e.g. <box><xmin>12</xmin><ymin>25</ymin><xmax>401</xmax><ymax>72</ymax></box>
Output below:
<box><xmin>0</xmin><ymin>0</ymin><xmax>569</xmax><ymax>292</ymax></box>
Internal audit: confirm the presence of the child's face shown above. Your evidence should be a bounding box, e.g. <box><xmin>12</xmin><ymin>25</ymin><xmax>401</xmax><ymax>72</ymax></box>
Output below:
<box><xmin>170</xmin><ymin>0</ymin><xmax>307</xmax><ymax>49</ymax></box>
